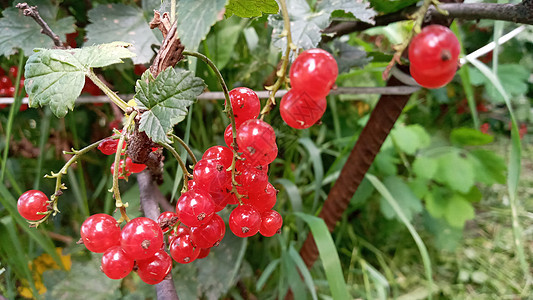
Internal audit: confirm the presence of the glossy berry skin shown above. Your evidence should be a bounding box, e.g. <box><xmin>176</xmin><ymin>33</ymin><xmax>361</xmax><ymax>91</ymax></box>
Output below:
<box><xmin>97</xmin><ymin>138</ymin><xmax>121</xmax><ymax>155</ymax></box>
<box><xmin>101</xmin><ymin>246</ymin><xmax>134</xmax><ymax>280</ymax></box>
<box><xmin>236</xmin><ymin>119</ymin><xmax>278</xmax><ymax>166</ymax></box>
<box><xmin>125</xmin><ymin>157</ymin><xmax>146</xmax><ymax>173</ymax></box>
<box><xmin>235</xmin><ymin>166</ymin><xmax>268</xmax><ymax>196</ymax></box>
<box><xmin>157</xmin><ymin>211</ymin><xmax>179</xmax><ymax>233</ymax></box>
<box><xmin>280</xmin><ymin>89</ymin><xmax>327</xmax><ymax>129</ymax></box>
<box><xmin>408</xmin><ymin>25</ymin><xmax>460</xmax><ymax>88</ymax></box>
<box><xmin>169</xmin><ymin>234</ymin><xmax>200</xmax><ymax>264</ymax></box>
<box><xmin>176</xmin><ymin>190</ymin><xmax>216</xmax><ymax>227</ymax></box>
<box><xmin>202</xmin><ymin>146</ymin><xmax>233</xmax><ymax>169</ymax></box>
<box><xmin>136</xmin><ymin>249</ymin><xmax>173</xmax><ymax>285</ymax></box>
<box><xmin>190</xmin><ymin>214</ymin><xmax>226</xmax><ymax>248</ymax></box>
<box><xmin>80</xmin><ymin>214</ymin><xmax>121</xmax><ymax>253</ymax></box>
<box><xmin>229</xmin><ymin>205</ymin><xmax>261</xmax><ymax>238</ymax></box>
<box><xmin>110</xmin><ymin>160</ymin><xmax>131</xmax><ymax>179</ymax></box>
<box><xmin>197</xmin><ymin>247</ymin><xmax>211</xmax><ymax>259</ymax></box>
<box><xmin>17</xmin><ymin>190</ymin><xmax>49</xmax><ymax>221</ymax></box>
<box><xmin>228</xmin><ymin>87</ymin><xmax>261</xmax><ymax>127</ymax></box>
<box><xmin>224</xmin><ymin>124</ymin><xmax>235</xmax><ymax>148</ymax></box>
<box><xmin>120</xmin><ymin>217</ymin><xmax>164</xmax><ymax>260</ymax></box>
<box><xmin>168</xmin><ymin>224</ymin><xmax>191</xmax><ymax>245</ymax></box>
<box><xmin>193</xmin><ymin>159</ymin><xmax>230</xmax><ymax>191</ymax></box>
<box><xmin>290</xmin><ymin>48</ymin><xmax>338</xmax><ymax>99</ymax></box>
<box><xmin>260</xmin><ymin>210</ymin><xmax>283</xmax><ymax>237</ymax></box>
<box><xmin>243</xmin><ymin>182</ymin><xmax>277</xmax><ymax>212</ymax></box>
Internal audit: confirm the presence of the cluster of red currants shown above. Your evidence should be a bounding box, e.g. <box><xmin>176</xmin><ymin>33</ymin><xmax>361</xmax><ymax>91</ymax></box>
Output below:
<box><xmin>0</xmin><ymin>66</ymin><xmax>27</xmax><ymax>110</ymax></box>
<box><xmin>408</xmin><ymin>25</ymin><xmax>460</xmax><ymax>89</ymax></box>
<box><xmin>280</xmin><ymin>48</ymin><xmax>338</xmax><ymax>129</ymax></box>
<box><xmin>97</xmin><ymin>136</ymin><xmax>147</xmax><ymax>178</ymax></box>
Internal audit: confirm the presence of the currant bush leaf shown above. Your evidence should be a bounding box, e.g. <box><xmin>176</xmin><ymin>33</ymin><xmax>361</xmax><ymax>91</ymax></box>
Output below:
<box><xmin>226</xmin><ymin>0</ymin><xmax>279</xmax><ymax>17</ymax></box>
<box><xmin>134</xmin><ymin>67</ymin><xmax>205</xmax><ymax>143</ymax></box>
<box><xmin>469</xmin><ymin>149</ymin><xmax>506</xmax><ymax>185</ymax></box>
<box><xmin>329</xmin><ymin>41</ymin><xmax>371</xmax><ymax>73</ymax></box>
<box><xmin>444</xmin><ymin>194</ymin><xmax>475</xmax><ymax>228</ymax></box>
<box><xmin>450</xmin><ymin>127</ymin><xmax>493</xmax><ymax>146</ymax></box>
<box><xmin>379</xmin><ymin>176</ymin><xmax>423</xmax><ymax>222</ymax></box>
<box><xmin>317</xmin><ymin>0</ymin><xmax>377</xmax><ymax>25</ymax></box>
<box><xmin>391</xmin><ymin>124</ymin><xmax>430</xmax><ymax>155</ymax></box>
<box><xmin>0</xmin><ymin>0</ymin><xmax>75</xmax><ymax>57</ymax></box>
<box><xmin>369</xmin><ymin>0</ymin><xmax>419</xmax><ymax>14</ymax></box>
<box><xmin>434</xmin><ymin>151</ymin><xmax>475</xmax><ymax>194</ymax></box>
<box><xmin>25</xmin><ymin>42</ymin><xmax>135</xmax><ymax>117</ymax></box>
<box><xmin>176</xmin><ymin>0</ymin><xmax>229</xmax><ymax>50</ymax></box>
<box><xmin>86</xmin><ymin>4</ymin><xmax>160</xmax><ymax>64</ymax></box>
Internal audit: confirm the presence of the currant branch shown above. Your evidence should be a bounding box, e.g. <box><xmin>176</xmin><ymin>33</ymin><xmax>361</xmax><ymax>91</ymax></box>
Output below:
<box><xmin>261</xmin><ymin>0</ymin><xmax>294</xmax><ymax>118</ymax></box>
<box><xmin>382</xmin><ymin>0</ymin><xmax>447</xmax><ymax>80</ymax></box>
<box><xmin>111</xmin><ymin>111</ymin><xmax>138</xmax><ymax>223</ymax></box>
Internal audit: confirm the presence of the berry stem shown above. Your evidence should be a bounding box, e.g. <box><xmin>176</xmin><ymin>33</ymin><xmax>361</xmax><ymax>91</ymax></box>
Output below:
<box><xmin>261</xmin><ymin>0</ymin><xmax>293</xmax><ymax>119</ymax></box>
<box><xmin>160</xmin><ymin>141</ymin><xmax>192</xmax><ymax>190</ymax></box>
<box><xmin>170</xmin><ymin>133</ymin><xmax>198</xmax><ymax>166</ymax></box>
<box><xmin>111</xmin><ymin>111</ymin><xmax>137</xmax><ymax>223</ymax></box>
<box><xmin>170</xmin><ymin>0</ymin><xmax>176</xmax><ymax>24</ymax></box>
<box><xmin>86</xmin><ymin>69</ymin><xmax>129</xmax><ymax>112</ymax></box>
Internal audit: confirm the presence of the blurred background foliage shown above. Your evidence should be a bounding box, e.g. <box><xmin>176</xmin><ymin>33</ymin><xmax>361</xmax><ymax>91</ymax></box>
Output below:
<box><xmin>0</xmin><ymin>0</ymin><xmax>532</xmax><ymax>299</ymax></box>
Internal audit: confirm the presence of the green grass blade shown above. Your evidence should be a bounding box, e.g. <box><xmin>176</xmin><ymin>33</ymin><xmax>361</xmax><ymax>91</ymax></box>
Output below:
<box><xmin>256</xmin><ymin>258</ymin><xmax>280</xmax><ymax>291</ymax></box>
<box><xmin>298</xmin><ymin>138</ymin><xmax>324</xmax><ymax>211</ymax></box>
<box><xmin>276</xmin><ymin>178</ymin><xmax>303</xmax><ymax>213</ymax></box>
<box><xmin>294</xmin><ymin>212</ymin><xmax>351</xmax><ymax>300</ymax></box>
<box><xmin>465</xmin><ymin>56</ymin><xmax>527</xmax><ymax>277</ymax></box>
<box><xmin>288</xmin><ymin>245</ymin><xmax>318</xmax><ymax>300</ymax></box>
<box><xmin>366</xmin><ymin>174</ymin><xmax>434</xmax><ymax>299</ymax></box>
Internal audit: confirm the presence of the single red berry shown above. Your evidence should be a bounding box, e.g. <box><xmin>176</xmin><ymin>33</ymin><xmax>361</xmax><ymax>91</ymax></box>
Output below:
<box><xmin>237</xmin><ymin>119</ymin><xmax>278</xmax><ymax>166</ymax></box>
<box><xmin>157</xmin><ymin>211</ymin><xmax>179</xmax><ymax>233</ymax></box>
<box><xmin>8</xmin><ymin>66</ymin><xmax>18</xmax><ymax>79</ymax></box>
<box><xmin>111</xmin><ymin>159</ymin><xmax>131</xmax><ymax>179</ymax></box>
<box><xmin>409</xmin><ymin>65</ymin><xmax>457</xmax><ymax>89</ymax></box>
<box><xmin>224</xmin><ymin>124</ymin><xmax>235</xmax><ymax>148</ymax></box>
<box><xmin>280</xmin><ymin>89</ymin><xmax>327</xmax><ymax>129</ymax></box>
<box><xmin>98</xmin><ymin>138</ymin><xmax>121</xmax><ymax>155</ymax></box>
<box><xmin>134</xmin><ymin>64</ymin><xmax>148</xmax><ymax>76</ymax></box>
<box><xmin>243</xmin><ymin>182</ymin><xmax>277</xmax><ymax>212</ymax></box>
<box><xmin>120</xmin><ymin>217</ymin><xmax>164</xmax><ymax>260</ymax></box>
<box><xmin>201</xmin><ymin>146</ymin><xmax>233</xmax><ymax>169</ymax></box>
<box><xmin>235</xmin><ymin>166</ymin><xmax>268</xmax><ymax>196</ymax></box>
<box><xmin>229</xmin><ymin>205</ymin><xmax>261</xmax><ymax>238</ymax></box>
<box><xmin>176</xmin><ymin>190</ymin><xmax>216</xmax><ymax>227</ymax></box>
<box><xmin>169</xmin><ymin>234</ymin><xmax>200</xmax><ymax>264</ymax></box>
<box><xmin>125</xmin><ymin>157</ymin><xmax>146</xmax><ymax>173</ymax></box>
<box><xmin>290</xmin><ymin>48</ymin><xmax>338</xmax><ymax>99</ymax></box>
<box><xmin>227</xmin><ymin>87</ymin><xmax>261</xmax><ymax>127</ymax></box>
<box><xmin>259</xmin><ymin>210</ymin><xmax>283</xmax><ymax>237</ymax></box>
<box><xmin>80</xmin><ymin>214</ymin><xmax>121</xmax><ymax>253</ymax></box>
<box><xmin>193</xmin><ymin>159</ymin><xmax>231</xmax><ymax>191</ymax></box>
<box><xmin>17</xmin><ymin>190</ymin><xmax>49</xmax><ymax>221</ymax></box>
<box><xmin>101</xmin><ymin>246</ymin><xmax>134</xmax><ymax>280</ymax></box>
<box><xmin>190</xmin><ymin>214</ymin><xmax>226</xmax><ymax>248</ymax></box>
<box><xmin>168</xmin><ymin>224</ymin><xmax>191</xmax><ymax>245</ymax></box>
<box><xmin>0</xmin><ymin>76</ymin><xmax>11</xmax><ymax>88</ymax></box>
<box><xmin>197</xmin><ymin>247</ymin><xmax>211</xmax><ymax>259</ymax></box>
<box><xmin>136</xmin><ymin>249</ymin><xmax>173</xmax><ymax>285</ymax></box>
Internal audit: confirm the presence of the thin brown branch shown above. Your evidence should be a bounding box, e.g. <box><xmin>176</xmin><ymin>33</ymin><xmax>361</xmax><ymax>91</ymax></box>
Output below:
<box><xmin>149</xmin><ymin>12</ymin><xmax>184</xmax><ymax>78</ymax></box>
<box><xmin>16</xmin><ymin>3</ymin><xmax>63</xmax><ymax>47</ymax></box>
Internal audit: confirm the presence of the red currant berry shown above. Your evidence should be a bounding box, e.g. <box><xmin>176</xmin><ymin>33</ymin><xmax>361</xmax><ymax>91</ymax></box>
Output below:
<box><xmin>80</xmin><ymin>214</ymin><xmax>121</xmax><ymax>253</ymax></box>
<box><xmin>136</xmin><ymin>249</ymin><xmax>172</xmax><ymax>285</ymax></box>
<box><xmin>134</xmin><ymin>64</ymin><xmax>148</xmax><ymax>76</ymax></box>
<box><xmin>157</xmin><ymin>211</ymin><xmax>179</xmax><ymax>233</ymax></box>
<box><xmin>259</xmin><ymin>210</ymin><xmax>283</xmax><ymax>237</ymax></box>
<box><xmin>176</xmin><ymin>190</ymin><xmax>215</xmax><ymax>227</ymax></box>
<box><xmin>168</xmin><ymin>224</ymin><xmax>191</xmax><ymax>245</ymax></box>
<box><xmin>111</xmin><ymin>160</ymin><xmax>131</xmax><ymax>179</ymax></box>
<box><xmin>235</xmin><ymin>166</ymin><xmax>268</xmax><ymax>196</ymax></box>
<box><xmin>290</xmin><ymin>49</ymin><xmax>338</xmax><ymax>99</ymax></box>
<box><xmin>280</xmin><ymin>89</ymin><xmax>327</xmax><ymax>129</ymax></box>
<box><xmin>190</xmin><ymin>214</ymin><xmax>226</xmax><ymax>248</ymax></box>
<box><xmin>197</xmin><ymin>247</ymin><xmax>211</xmax><ymax>259</ymax></box>
<box><xmin>224</xmin><ymin>124</ymin><xmax>236</xmax><ymax>148</ymax></box>
<box><xmin>201</xmin><ymin>146</ymin><xmax>233</xmax><ymax>169</ymax></box>
<box><xmin>193</xmin><ymin>159</ymin><xmax>231</xmax><ymax>191</ymax></box>
<box><xmin>101</xmin><ymin>246</ymin><xmax>134</xmax><ymax>280</ymax></box>
<box><xmin>169</xmin><ymin>234</ymin><xmax>200</xmax><ymax>264</ymax></box>
<box><xmin>229</xmin><ymin>205</ymin><xmax>261</xmax><ymax>238</ymax></box>
<box><xmin>243</xmin><ymin>182</ymin><xmax>277</xmax><ymax>212</ymax></box>
<box><xmin>120</xmin><ymin>217</ymin><xmax>164</xmax><ymax>260</ymax></box>
<box><xmin>228</xmin><ymin>87</ymin><xmax>261</xmax><ymax>127</ymax></box>
<box><xmin>125</xmin><ymin>157</ymin><xmax>146</xmax><ymax>173</ymax></box>
<box><xmin>0</xmin><ymin>75</ymin><xmax>11</xmax><ymax>87</ymax></box>
<box><xmin>8</xmin><ymin>66</ymin><xmax>18</xmax><ymax>78</ymax></box>
<box><xmin>408</xmin><ymin>25</ymin><xmax>460</xmax><ymax>89</ymax></box>
<box><xmin>98</xmin><ymin>138</ymin><xmax>121</xmax><ymax>155</ymax></box>
<box><xmin>17</xmin><ymin>190</ymin><xmax>49</xmax><ymax>221</ymax></box>
<box><xmin>237</xmin><ymin>119</ymin><xmax>278</xmax><ymax>166</ymax></box>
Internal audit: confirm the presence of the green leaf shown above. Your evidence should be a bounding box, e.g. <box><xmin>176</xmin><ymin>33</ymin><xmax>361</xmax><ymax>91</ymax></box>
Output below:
<box><xmin>444</xmin><ymin>194</ymin><xmax>475</xmax><ymax>228</ymax></box>
<box><xmin>316</xmin><ymin>0</ymin><xmax>377</xmax><ymax>25</ymax></box>
<box><xmin>433</xmin><ymin>151</ymin><xmax>475</xmax><ymax>194</ymax></box>
<box><xmin>412</xmin><ymin>156</ymin><xmax>438</xmax><ymax>180</ymax></box>
<box><xmin>461</xmin><ymin>186</ymin><xmax>482</xmax><ymax>203</ymax></box>
<box><xmin>379</xmin><ymin>176</ymin><xmax>423</xmax><ymax>222</ymax></box>
<box><xmin>294</xmin><ymin>212</ymin><xmax>351</xmax><ymax>300</ymax></box>
<box><xmin>134</xmin><ymin>67</ymin><xmax>205</xmax><ymax>143</ymax></box>
<box><xmin>0</xmin><ymin>0</ymin><xmax>75</xmax><ymax>57</ymax></box>
<box><xmin>177</xmin><ymin>0</ymin><xmax>229</xmax><ymax>50</ymax></box>
<box><xmin>205</xmin><ymin>21</ymin><xmax>242</xmax><ymax>70</ymax></box>
<box><xmin>86</xmin><ymin>4</ymin><xmax>159</xmax><ymax>64</ymax></box>
<box><xmin>329</xmin><ymin>41</ymin><xmax>371</xmax><ymax>73</ymax></box>
<box><xmin>468</xmin><ymin>149</ymin><xmax>506</xmax><ymax>185</ymax></box>
<box><xmin>391</xmin><ymin>124</ymin><xmax>430</xmax><ymax>155</ymax></box>
<box><xmin>226</xmin><ymin>0</ymin><xmax>279</xmax><ymax>17</ymax></box>
<box><xmin>24</xmin><ymin>42</ymin><xmax>135</xmax><ymax>117</ymax></box>
<box><xmin>469</xmin><ymin>64</ymin><xmax>530</xmax><ymax>103</ymax></box>
<box><xmin>450</xmin><ymin>127</ymin><xmax>493</xmax><ymax>146</ymax></box>
<box><xmin>424</xmin><ymin>186</ymin><xmax>447</xmax><ymax>219</ymax></box>
<box><xmin>369</xmin><ymin>0</ymin><xmax>419</xmax><ymax>14</ymax></box>
<box><xmin>423</xmin><ymin>212</ymin><xmax>462</xmax><ymax>252</ymax></box>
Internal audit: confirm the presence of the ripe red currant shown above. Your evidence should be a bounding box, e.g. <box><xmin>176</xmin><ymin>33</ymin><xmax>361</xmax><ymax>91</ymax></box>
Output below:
<box><xmin>190</xmin><ymin>214</ymin><xmax>226</xmax><ymax>248</ymax></box>
<box><xmin>80</xmin><ymin>214</ymin><xmax>121</xmax><ymax>253</ymax></box>
<box><xmin>259</xmin><ymin>210</ymin><xmax>283</xmax><ymax>237</ymax></box>
<box><xmin>236</xmin><ymin>119</ymin><xmax>278</xmax><ymax>166</ymax></box>
<box><xmin>229</xmin><ymin>205</ymin><xmax>261</xmax><ymax>238</ymax></box>
<box><xmin>228</xmin><ymin>87</ymin><xmax>261</xmax><ymax>127</ymax></box>
<box><xmin>176</xmin><ymin>190</ymin><xmax>216</xmax><ymax>227</ymax></box>
<box><xmin>224</xmin><ymin>124</ymin><xmax>235</xmax><ymax>148</ymax></box>
<box><xmin>280</xmin><ymin>89</ymin><xmax>327</xmax><ymax>129</ymax></box>
<box><xmin>202</xmin><ymin>146</ymin><xmax>233</xmax><ymax>169</ymax></box>
<box><xmin>17</xmin><ymin>190</ymin><xmax>49</xmax><ymax>221</ymax></box>
<box><xmin>169</xmin><ymin>233</ymin><xmax>200</xmax><ymax>264</ymax></box>
<box><xmin>125</xmin><ymin>157</ymin><xmax>146</xmax><ymax>173</ymax></box>
<box><xmin>290</xmin><ymin>48</ymin><xmax>338</xmax><ymax>99</ymax></box>
<box><xmin>136</xmin><ymin>249</ymin><xmax>173</xmax><ymax>285</ymax></box>
<box><xmin>243</xmin><ymin>182</ymin><xmax>277</xmax><ymax>212</ymax></box>
<box><xmin>120</xmin><ymin>217</ymin><xmax>164</xmax><ymax>260</ymax></box>
<box><xmin>101</xmin><ymin>246</ymin><xmax>134</xmax><ymax>280</ymax></box>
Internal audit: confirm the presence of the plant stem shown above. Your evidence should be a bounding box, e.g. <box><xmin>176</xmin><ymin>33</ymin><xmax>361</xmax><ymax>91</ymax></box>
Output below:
<box><xmin>170</xmin><ymin>133</ymin><xmax>198</xmax><ymax>165</ymax></box>
<box><xmin>170</xmin><ymin>0</ymin><xmax>176</xmax><ymax>24</ymax></box>
<box><xmin>181</xmin><ymin>50</ymin><xmax>244</xmax><ymax>200</ymax></box>
<box><xmin>112</xmin><ymin>111</ymin><xmax>137</xmax><ymax>223</ymax></box>
<box><xmin>86</xmin><ymin>69</ymin><xmax>129</xmax><ymax>111</ymax></box>
<box><xmin>161</xmin><ymin>142</ymin><xmax>191</xmax><ymax>190</ymax></box>
<box><xmin>261</xmin><ymin>0</ymin><xmax>292</xmax><ymax>118</ymax></box>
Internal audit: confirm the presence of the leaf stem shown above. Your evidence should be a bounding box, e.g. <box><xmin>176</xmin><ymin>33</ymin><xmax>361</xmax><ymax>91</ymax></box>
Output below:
<box><xmin>170</xmin><ymin>133</ymin><xmax>198</xmax><ymax>165</ymax></box>
<box><xmin>161</xmin><ymin>142</ymin><xmax>192</xmax><ymax>190</ymax></box>
<box><xmin>112</xmin><ymin>111</ymin><xmax>137</xmax><ymax>223</ymax></box>
<box><xmin>171</xmin><ymin>0</ymin><xmax>176</xmax><ymax>24</ymax></box>
<box><xmin>181</xmin><ymin>50</ymin><xmax>244</xmax><ymax>200</ymax></box>
<box><xmin>86</xmin><ymin>69</ymin><xmax>129</xmax><ymax>111</ymax></box>
<box><xmin>261</xmin><ymin>0</ymin><xmax>293</xmax><ymax>118</ymax></box>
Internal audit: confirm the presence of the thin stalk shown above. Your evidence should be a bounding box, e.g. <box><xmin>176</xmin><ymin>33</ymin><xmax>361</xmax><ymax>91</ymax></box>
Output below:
<box><xmin>112</xmin><ymin>111</ymin><xmax>137</xmax><ymax>223</ymax></box>
<box><xmin>161</xmin><ymin>142</ymin><xmax>192</xmax><ymax>190</ymax></box>
<box><xmin>261</xmin><ymin>0</ymin><xmax>292</xmax><ymax>117</ymax></box>
<box><xmin>171</xmin><ymin>0</ymin><xmax>176</xmax><ymax>24</ymax></box>
<box><xmin>86</xmin><ymin>69</ymin><xmax>128</xmax><ymax>111</ymax></box>
<box><xmin>170</xmin><ymin>133</ymin><xmax>198</xmax><ymax>165</ymax></box>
